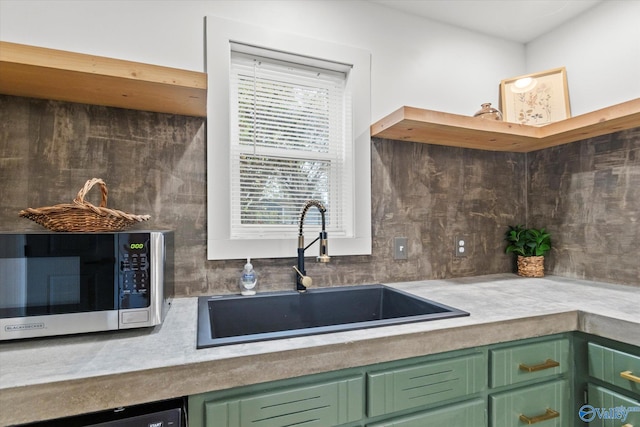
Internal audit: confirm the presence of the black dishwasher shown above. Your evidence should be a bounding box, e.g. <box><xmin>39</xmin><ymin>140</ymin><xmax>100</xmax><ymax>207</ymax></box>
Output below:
<box><xmin>17</xmin><ymin>397</ymin><xmax>186</xmax><ymax>427</ymax></box>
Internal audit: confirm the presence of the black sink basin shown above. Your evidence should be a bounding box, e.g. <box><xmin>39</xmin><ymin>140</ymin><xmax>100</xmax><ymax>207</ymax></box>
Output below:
<box><xmin>197</xmin><ymin>284</ymin><xmax>468</xmax><ymax>348</ymax></box>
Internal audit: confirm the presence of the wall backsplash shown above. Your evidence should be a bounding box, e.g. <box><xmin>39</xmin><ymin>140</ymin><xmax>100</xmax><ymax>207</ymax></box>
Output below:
<box><xmin>1</xmin><ymin>95</ymin><xmax>636</xmax><ymax>295</ymax></box>
<box><xmin>528</xmin><ymin>127</ymin><xmax>640</xmax><ymax>286</ymax></box>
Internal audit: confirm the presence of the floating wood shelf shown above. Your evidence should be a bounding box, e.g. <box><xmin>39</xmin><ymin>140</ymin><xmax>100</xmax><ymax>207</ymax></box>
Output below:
<box><xmin>371</xmin><ymin>98</ymin><xmax>640</xmax><ymax>152</ymax></box>
<box><xmin>0</xmin><ymin>41</ymin><xmax>207</xmax><ymax>117</ymax></box>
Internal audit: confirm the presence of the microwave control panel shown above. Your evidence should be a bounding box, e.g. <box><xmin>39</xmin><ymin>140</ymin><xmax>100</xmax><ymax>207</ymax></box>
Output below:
<box><xmin>118</xmin><ymin>233</ymin><xmax>151</xmax><ymax>309</ymax></box>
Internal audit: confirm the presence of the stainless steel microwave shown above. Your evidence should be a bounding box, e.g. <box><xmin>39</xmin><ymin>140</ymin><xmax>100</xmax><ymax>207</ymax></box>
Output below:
<box><xmin>0</xmin><ymin>231</ymin><xmax>173</xmax><ymax>341</ymax></box>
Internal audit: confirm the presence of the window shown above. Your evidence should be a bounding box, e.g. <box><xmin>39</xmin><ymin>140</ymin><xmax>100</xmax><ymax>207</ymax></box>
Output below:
<box><xmin>230</xmin><ymin>46</ymin><xmax>352</xmax><ymax>239</ymax></box>
<box><xmin>207</xmin><ymin>16</ymin><xmax>371</xmax><ymax>260</ymax></box>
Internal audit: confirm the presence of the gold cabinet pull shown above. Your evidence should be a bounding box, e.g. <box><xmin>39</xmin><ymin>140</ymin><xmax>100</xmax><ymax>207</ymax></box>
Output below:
<box><xmin>620</xmin><ymin>370</ymin><xmax>640</xmax><ymax>383</ymax></box>
<box><xmin>621</xmin><ymin>424</ymin><xmax>633</xmax><ymax>427</ymax></box>
<box><xmin>519</xmin><ymin>408</ymin><xmax>560</xmax><ymax>425</ymax></box>
<box><xmin>519</xmin><ymin>359</ymin><xmax>560</xmax><ymax>372</ymax></box>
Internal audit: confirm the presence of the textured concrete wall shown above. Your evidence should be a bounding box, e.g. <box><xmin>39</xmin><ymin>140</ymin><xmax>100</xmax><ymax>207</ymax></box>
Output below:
<box><xmin>528</xmin><ymin>128</ymin><xmax>640</xmax><ymax>286</ymax></box>
<box><xmin>371</xmin><ymin>139</ymin><xmax>525</xmax><ymax>280</ymax></box>
<box><xmin>2</xmin><ymin>95</ymin><xmax>635</xmax><ymax>295</ymax></box>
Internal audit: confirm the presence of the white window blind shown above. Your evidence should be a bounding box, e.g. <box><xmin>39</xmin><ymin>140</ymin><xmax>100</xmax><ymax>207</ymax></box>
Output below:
<box><xmin>229</xmin><ymin>47</ymin><xmax>354</xmax><ymax>240</ymax></box>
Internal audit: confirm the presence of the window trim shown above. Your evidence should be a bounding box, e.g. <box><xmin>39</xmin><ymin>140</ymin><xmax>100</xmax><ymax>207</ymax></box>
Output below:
<box><xmin>206</xmin><ymin>16</ymin><xmax>371</xmax><ymax>260</ymax></box>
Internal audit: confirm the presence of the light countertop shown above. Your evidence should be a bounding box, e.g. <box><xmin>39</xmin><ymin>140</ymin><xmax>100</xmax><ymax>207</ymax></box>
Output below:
<box><xmin>1</xmin><ymin>274</ymin><xmax>638</xmax><ymax>425</ymax></box>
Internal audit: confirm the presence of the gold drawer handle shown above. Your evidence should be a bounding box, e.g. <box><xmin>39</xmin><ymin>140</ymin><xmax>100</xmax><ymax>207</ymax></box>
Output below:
<box><xmin>519</xmin><ymin>408</ymin><xmax>560</xmax><ymax>425</ymax></box>
<box><xmin>621</xmin><ymin>424</ymin><xmax>633</xmax><ymax>427</ymax></box>
<box><xmin>519</xmin><ymin>359</ymin><xmax>560</xmax><ymax>372</ymax></box>
<box><xmin>621</xmin><ymin>370</ymin><xmax>640</xmax><ymax>383</ymax></box>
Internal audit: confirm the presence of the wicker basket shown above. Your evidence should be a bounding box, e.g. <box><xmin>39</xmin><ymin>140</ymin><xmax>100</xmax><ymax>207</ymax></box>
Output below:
<box><xmin>19</xmin><ymin>178</ymin><xmax>150</xmax><ymax>232</ymax></box>
<box><xmin>517</xmin><ymin>255</ymin><xmax>545</xmax><ymax>277</ymax></box>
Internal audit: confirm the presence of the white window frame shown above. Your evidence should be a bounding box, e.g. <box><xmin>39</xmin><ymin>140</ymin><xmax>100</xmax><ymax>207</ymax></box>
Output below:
<box><xmin>206</xmin><ymin>16</ymin><xmax>371</xmax><ymax>260</ymax></box>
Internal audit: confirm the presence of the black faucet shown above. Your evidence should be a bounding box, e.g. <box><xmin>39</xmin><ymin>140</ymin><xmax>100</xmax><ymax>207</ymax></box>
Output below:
<box><xmin>293</xmin><ymin>200</ymin><xmax>330</xmax><ymax>292</ymax></box>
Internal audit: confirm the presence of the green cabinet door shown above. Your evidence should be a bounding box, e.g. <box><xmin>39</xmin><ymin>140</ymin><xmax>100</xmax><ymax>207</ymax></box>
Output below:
<box><xmin>490</xmin><ymin>338</ymin><xmax>569</xmax><ymax>388</ymax></box>
<box><xmin>490</xmin><ymin>379</ymin><xmax>569</xmax><ymax>427</ymax></box>
<box><xmin>367</xmin><ymin>398</ymin><xmax>486</xmax><ymax>427</ymax></box>
<box><xmin>589</xmin><ymin>343</ymin><xmax>640</xmax><ymax>396</ymax></box>
<box><xmin>367</xmin><ymin>353</ymin><xmax>486</xmax><ymax>418</ymax></box>
<box><xmin>587</xmin><ymin>383</ymin><xmax>640</xmax><ymax>427</ymax></box>
<box><xmin>193</xmin><ymin>375</ymin><xmax>364</xmax><ymax>427</ymax></box>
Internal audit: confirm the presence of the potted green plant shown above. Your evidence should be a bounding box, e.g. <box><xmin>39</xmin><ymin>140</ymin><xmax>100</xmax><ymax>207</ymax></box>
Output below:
<box><xmin>504</xmin><ymin>225</ymin><xmax>551</xmax><ymax>277</ymax></box>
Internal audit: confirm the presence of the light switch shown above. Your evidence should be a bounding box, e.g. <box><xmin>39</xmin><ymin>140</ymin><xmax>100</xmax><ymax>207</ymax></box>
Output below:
<box><xmin>394</xmin><ymin>237</ymin><xmax>408</xmax><ymax>260</ymax></box>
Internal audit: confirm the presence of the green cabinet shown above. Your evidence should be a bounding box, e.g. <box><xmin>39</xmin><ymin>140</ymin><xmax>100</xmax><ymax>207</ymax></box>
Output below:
<box><xmin>189</xmin><ymin>349</ymin><xmax>485</xmax><ymax>427</ymax></box>
<box><xmin>587</xmin><ymin>384</ymin><xmax>640</xmax><ymax>427</ymax></box>
<box><xmin>188</xmin><ymin>337</ymin><xmax>571</xmax><ymax>427</ymax></box>
<box><xmin>367</xmin><ymin>353</ymin><xmax>485</xmax><ymax>417</ymax></box>
<box><xmin>490</xmin><ymin>379</ymin><xmax>569</xmax><ymax>427</ymax></box>
<box><xmin>583</xmin><ymin>341</ymin><xmax>640</xmax><ymax>427</ymax></box>
<box><xmin>192</xmin><ymin>375</ymin><xmax>364</xmax><ymax>427</ymax></box>
<box><xmin>367</xmin><ymin>398</ymin><xmax>486</xmax><ymax>427</ymax></box>
<box><xmin>488</xmin><ymin>337</ymin><xmax>572</xmax><ymax>427</ymax></box>
<box><xmin>589</xmin><ymin>342</ymin><xmax>640</xmax><ymax>395</ymax></box>
<box><xmin>490</xmin><ymin>338</ymin><xmax>569</xmax><ymax>388</ymax></box>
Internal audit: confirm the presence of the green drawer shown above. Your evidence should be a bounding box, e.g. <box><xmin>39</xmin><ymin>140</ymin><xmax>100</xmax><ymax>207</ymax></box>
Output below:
<box><xmin>367</xmin><ymin>398</ymin><xmax>486</xmax><ymax>427</ymax></box>
<box><xmin>589</xmin><ymin>342</ymin><xmax>640</xmax><ymax>396</ymax></box>
<box><xmin>490</xmin><ymin>379</ymin><xmax>569</xmax><ymax>427</ymax></box>
<box><xmin>587</xmin><ymin>383</ymin><xmax>640</xmax><ymax>427</ymax></box>
<box><xmin>490</xmin><ymin>338</ymin><xmax>569</xmax><ymax>388</ymax></box>
<box><xmin>367</xmin><ymin>353</ymin><xmax>486</xmax><ymax>418</ymax></box>
<box><xmin>200</xmin><ymin>375</ymin><xmax>364</xmax><ymax>427</ymax></box>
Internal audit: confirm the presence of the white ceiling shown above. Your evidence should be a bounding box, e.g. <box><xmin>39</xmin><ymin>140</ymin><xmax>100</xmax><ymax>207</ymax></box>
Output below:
<box><xmin>367</xmin><ymin>0</ymin><xmax>603</xmax><ymax>43</ymax></box>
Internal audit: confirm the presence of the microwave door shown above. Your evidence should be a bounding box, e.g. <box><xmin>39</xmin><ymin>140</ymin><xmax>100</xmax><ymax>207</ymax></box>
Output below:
<box><xmin>1</xmin><ymin>257</ymin><xmax>87</xmax><ymax>317</ymax></box>
<box><xmin>23</xmin><ymin>234</ymin><xmax>119</xmax><ymax>315</ymax></box>
<box><xmin>0</xmin><ymin>234</ymin><xmax>120</xmax><ymax>340</ymax></box>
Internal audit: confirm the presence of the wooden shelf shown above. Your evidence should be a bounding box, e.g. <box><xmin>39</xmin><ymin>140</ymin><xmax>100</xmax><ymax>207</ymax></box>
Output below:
<box><xmin>0</xmin><ymin>41</ymin><xmax>207</xmax><ymax>117</ymax></box>
<box><xmin>371</xmin><ymin>98</ymin><xmax>640</xmax><ymax>152</ymax></box>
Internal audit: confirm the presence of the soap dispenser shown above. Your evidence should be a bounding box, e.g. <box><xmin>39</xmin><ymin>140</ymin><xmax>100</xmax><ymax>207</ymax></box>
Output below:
<box><xmin>239</xmin><ymin>258</ymin><xmax>258</xmax><ymax>295</ymax></box>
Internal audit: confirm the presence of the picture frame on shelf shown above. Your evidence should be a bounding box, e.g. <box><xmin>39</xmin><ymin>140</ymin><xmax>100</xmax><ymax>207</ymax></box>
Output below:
<box><xmin>500</xmin><ymin>67</ymin><xmax>571</xmax><ymax>126</ymax></box>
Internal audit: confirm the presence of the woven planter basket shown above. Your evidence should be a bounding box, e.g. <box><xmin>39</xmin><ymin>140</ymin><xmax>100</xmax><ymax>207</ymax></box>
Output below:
<box><xmin>19</xmin><ymin>178</ymin><xmax>150</xmax><ymax>232</ymax></box>
<box><xmin>517</xmin><ymin>255</ymin><xmax>545</xmax><ymax>277</ymax></box>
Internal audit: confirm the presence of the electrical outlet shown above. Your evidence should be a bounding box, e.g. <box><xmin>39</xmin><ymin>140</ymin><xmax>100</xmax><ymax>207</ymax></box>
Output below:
<box><xmin>394</xmin><ymin>237</ymin><xmax>408</xmax><ymax>260</ymax></box>
<box><xmin>455</xmin><ymin>236</ymin><xmax>467</xmax><ymax>257</ymax></box>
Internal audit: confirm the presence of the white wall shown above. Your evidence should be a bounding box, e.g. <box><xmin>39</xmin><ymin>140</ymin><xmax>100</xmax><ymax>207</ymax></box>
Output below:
<box><xmin>526</xmin><ymin>0</ymin><xmax>640</xmax><ymax>116</ymax></box>
<box><xmin>0</xmin><ymin>0</ymin><xmax>523</xmax><ymax>120</ymax></box>
<box><xmin>1</xmin><ymin>0</ymin><xmax>636</xmax><ymax>119</ymax></box>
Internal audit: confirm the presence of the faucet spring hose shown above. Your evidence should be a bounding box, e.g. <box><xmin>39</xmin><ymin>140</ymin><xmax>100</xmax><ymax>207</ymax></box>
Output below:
<box><xmin>298</xmin><ymin>200</ymin><xmax>327</xmax><ymax>235</ymax></box>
